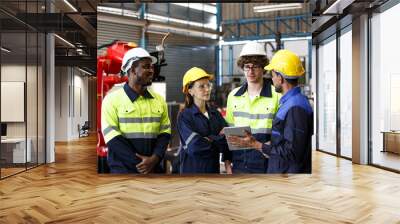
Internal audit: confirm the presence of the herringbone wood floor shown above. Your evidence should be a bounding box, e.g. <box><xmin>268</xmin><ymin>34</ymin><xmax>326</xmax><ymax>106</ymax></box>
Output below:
<box><xmin>1</xmin><ymin>135</ymin><xmax>400</xmax><ymax>223</ymax></box>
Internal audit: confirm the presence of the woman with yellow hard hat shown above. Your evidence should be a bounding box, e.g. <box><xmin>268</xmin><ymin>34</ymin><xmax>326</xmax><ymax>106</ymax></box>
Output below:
<box><xmin>177</xmin><ymin>67</ymin><xmax>232</xmax><ymax>174</ymax></box>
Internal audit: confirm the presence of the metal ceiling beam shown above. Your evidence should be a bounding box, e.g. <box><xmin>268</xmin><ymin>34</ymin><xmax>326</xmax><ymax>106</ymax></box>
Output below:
<box><xmin>223</xmin><ymin>14</ymin><xmax>311</xmax><ymax>41</ymax></box>
<box><xmin>323</xmin><ymin>0</ymin><xmax>356</xmax><ymax>14</ymax></box>
<box><xmin>312</xmin><ymin>0</ymin><xmax>385</xmax><ymax>40</ymax></box>
<box><xmin>66</xmin><ymin>13</ymin><xmax>97</xmax><ymax>46</ymax></box>
<box><xmin>67</xmin><ymin>14</ymin><xmax>96</xmax><ymax>36</ymax></box>
<box><xmin>311</xmin><ymin>15</ymin><xmax>335</xmax><ymax>33</ymax></box>
<box><xmin>11</xmin><ymin>13</ymin><xmax>83</xmax><ymax>32</ymax></box>
<box><xmin>0</xmin><ymin>8</ymin><xmax>38</xmax><ymax>31</ymax></box>
<box><xmin>51</xmin><ymin>0</ymin><xmax>97</xmax><ymax>44</ymax></box>
<box><xmin>98</xmin><ymin>12</ymin><xmax>222</xmax><ymax>36</ymax></box>
<box><xmin>55</xmin><ymin>55</ymin><xmax>96</xmax><ymax>68</ymax></box>
<box><xmin>312</xmin><ymin>0</ymin><xmax>354</xmax><ymax>38</ymax></box>
<box><xmin>99</xmin><ymin>0</ymin><xmax>310</xmax><ymax>2</ymax></box>
<box><xmin>3</xmin><ymin>12</ymin><xmax>97</xmax><ymax>47</ymax></box>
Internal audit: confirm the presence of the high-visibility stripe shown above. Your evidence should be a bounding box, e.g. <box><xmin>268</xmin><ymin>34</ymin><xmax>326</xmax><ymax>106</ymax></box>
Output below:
<box><xmin>103</xmin><ymin>126</ymin><xmax>120</xmax><ymax>136</ymax></box>
<box><xmin>176</xmin><ymin>145</ymin><xmax>183</xmax><ymax>155</ymax></box>
<box><xmin>185</xmin><ymin>132</ymin><xmax>198</xmax><ymax>146</ymax></box>
<box><xmin>233</xmin><ymin>111</ymin><xmax>273</xmax><ymax>120</ymax></box>
<box><xmin>124</xmin><ymin>132</ymin><xmax>158</xmax><ymax>139</ymax></box>
<box><xmin>160</xmin><ymin>124</ymin><xmax>171</xmax><ymax>130</ymax></box>
<box><xmin>118</xmin><ymin>117</ymin><xmax>161</xmax><ymax>123</ymax></box>
<box><xmin>251</xmin><ymin>128</ymin><xmax>272</xmax><ymax>134</ymax></box>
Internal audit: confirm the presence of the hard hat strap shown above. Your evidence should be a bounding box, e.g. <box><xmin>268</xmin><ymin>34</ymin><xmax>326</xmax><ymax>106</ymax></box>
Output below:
<box><xmin>275</xmin><ymin>70</ymin><xmax>299</xmax><ymax>80</ymax></box>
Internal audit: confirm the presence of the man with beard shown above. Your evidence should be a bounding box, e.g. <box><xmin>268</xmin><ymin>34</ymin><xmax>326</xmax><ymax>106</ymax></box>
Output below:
<box><xmin>101</xmin><ymin>48</ymin><xmax>171</xmax><ymax>174</ymax></box>
<box><xmin>228</xmin><ymin>49</ymin><xmax>313</xmax><ymax>173</ymax></box>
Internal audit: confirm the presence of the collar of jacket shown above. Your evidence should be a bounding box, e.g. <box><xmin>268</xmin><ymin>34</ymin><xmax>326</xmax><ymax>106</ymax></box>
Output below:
<box><xmin>123</xmin><ymin>82</ymin><xmax>154</xmax><ymax>102</ymax></box>
<box><xmin>280</xmin><ymin>86</ymin><xmax>301</xmax><ymax>105</ymax></box>
<box><xmin>234</xmin><ymin>78</ymin><xmax>272</xmax><ymax>97</ymax></box>
<box><xmin>187</xmin><ymin>104</ymin><xmax>218</xmax><ymax>116</ymax></box>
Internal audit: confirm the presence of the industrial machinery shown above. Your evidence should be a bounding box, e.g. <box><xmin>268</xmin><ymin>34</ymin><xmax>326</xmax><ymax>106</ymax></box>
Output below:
<box><xmin>96</xmin><ymin>34</ymin><xmax>169</xmax><ymax>173</ymax></box>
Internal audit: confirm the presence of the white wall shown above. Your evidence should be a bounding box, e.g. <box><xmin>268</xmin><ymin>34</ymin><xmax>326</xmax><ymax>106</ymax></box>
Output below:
<box><xmin>1</xmin><ymin>65</ymin><xmax>26</xmax><ymax>141</ymax></box>
<box><xmin>1</xmin><ymin>64</ymin><xmax>46</xmax><ymax>164</ymax></box>
<box><xmin>284</xmin><ymin>39</ymin><xmax>310</xmax><ymax>79</ymax></box>
<box><xmin>54</xmin><ymin>67</ymin><xmax>89</xmax><ymax>141</ymax></box>
<box><xmin>283</xmin><ymin>39</ymin><xmax>308</xmax><ymax>57</ymax></box>
<box><xmin>1</xmin><ymin>65</ymin><xmax>26</xmax><ymax>82</ymax></box>
<box><xmin>1</xmin><ymin>65</ymin><xmax>31</xmax><ymax>138</ymax></box>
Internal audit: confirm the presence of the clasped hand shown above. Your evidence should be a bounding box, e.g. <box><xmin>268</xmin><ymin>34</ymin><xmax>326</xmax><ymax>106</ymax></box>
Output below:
<box><xmin>136</xmin><ymin>154</ymin><xmax>159</xmax><ymax>174</ymax></box>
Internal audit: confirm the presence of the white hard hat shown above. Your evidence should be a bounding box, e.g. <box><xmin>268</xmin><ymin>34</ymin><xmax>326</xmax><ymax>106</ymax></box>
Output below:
<box><xmin>121</xmin><ymin>47</ymin><xmax>157</xmax><ymax>74</ymax></box>
<box><xmin>239</xmin><ymin>42</ymin><xmax>266</xmax><ymax>57</ymax></box>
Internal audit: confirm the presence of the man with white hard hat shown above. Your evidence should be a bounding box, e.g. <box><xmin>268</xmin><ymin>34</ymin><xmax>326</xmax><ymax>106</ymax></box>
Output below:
<box><xmin>101</xmin><ymin>47</ymin><xmax>171</xmax><ymax>174</ymax></box>
<box><xmin>225</xmin><ymin>41</ymin><xmax>281</xmax><ymax>173</ymax></box>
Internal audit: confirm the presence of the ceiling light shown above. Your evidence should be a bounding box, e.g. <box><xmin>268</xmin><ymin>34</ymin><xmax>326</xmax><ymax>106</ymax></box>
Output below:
<box><xmin>219</xmin><ymin>36</ymin><xmax>311</xmax><ymax>46</ymax></box>
<box><xmin>146</xmin><ymin>13</ymin><xmax>217</xmax><ymax>30</ymax></box>
<box><xmin>63</xmin><ymin>0</ymin><xmax>78</xmax><ymax>12</ymax></box>
<box><xmin>54</xmin><ymin>34</ymin><xmax>75</xmax><ymax>48</ymax></box>
<box><xmin>97</xmin><ymin>6</ymin><xmax>138</xmax><ymax>17</ymax></box>
<box><xmin>1</xmin><ymin>47</ymin><xmax>11</xmax><ymax>53</ymax></box>
<box><xmin>254</xmin><ymin>3</ymin><xmax>302</xmax><ymax>13</ymax></box>
<box><xmin>76</xmin><ymin>48</ymin><xmax>84</xmax><ymax>55</ymax></box>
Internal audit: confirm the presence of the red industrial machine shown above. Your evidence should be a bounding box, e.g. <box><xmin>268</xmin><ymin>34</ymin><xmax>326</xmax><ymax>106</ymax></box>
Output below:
<box><xmin>96</xmin><ymin>35</ymin><xmax>169</xmax><ymax>173</ymax></box>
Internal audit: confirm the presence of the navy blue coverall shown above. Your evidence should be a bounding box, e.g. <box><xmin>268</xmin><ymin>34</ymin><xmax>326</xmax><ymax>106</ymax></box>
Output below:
<box><xmin>261</xmin><ymin>87</ymin><xmax>313</xmax><ymax>173</ymax></box>
<box><xmin>177</xmin><ymin>105</ymin><xmax>231</xmax><ymax>174</ymax></box>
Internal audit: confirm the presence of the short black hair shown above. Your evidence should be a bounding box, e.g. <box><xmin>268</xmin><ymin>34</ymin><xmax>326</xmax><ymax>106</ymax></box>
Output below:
<box><xmin>285</xmin><ymin>78</ymin><xmax>298</xmax><ymax>86</ymax></box>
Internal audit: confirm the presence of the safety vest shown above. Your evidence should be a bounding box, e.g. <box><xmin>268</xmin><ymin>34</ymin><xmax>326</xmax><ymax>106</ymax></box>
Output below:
<box><xmin>225</xmin><ymin>79</ymin><xmax>280</xmax><ymax>135</ymax></box>
<box><xmin>101</xmin><ymin>84</ymin><xmax>171</xmax><ymax>155</ymax></box>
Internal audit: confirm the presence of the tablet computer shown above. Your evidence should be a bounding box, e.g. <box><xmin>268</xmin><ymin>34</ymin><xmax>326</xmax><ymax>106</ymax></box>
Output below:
<box><xmin>223</xmin><ymin>126</ymin><xmax>253</xmax><ymax>151</ymax></box>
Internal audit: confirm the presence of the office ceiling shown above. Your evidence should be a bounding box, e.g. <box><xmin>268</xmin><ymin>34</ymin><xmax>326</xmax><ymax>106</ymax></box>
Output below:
<box><xmin>0</xmin><ymin>0</ymin><xmax>97</xmax><ymax>72</ymax></box>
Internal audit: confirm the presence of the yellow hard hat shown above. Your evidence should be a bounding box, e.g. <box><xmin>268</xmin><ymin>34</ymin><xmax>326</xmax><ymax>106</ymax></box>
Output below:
<box><xmin>264</xmin><ymin>49</ymin><xmax>305</xmax><ymax>79</ymax></box>
<box><xmin>182</xmin><ymin>67</ymin><xmax>213</xmax><ymax>93</ymax></box>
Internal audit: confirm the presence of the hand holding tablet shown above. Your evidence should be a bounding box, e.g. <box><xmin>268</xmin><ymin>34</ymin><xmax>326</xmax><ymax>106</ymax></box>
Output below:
<box><xmin>223</xmin><ymin>126</ymin><xmax>253</xmax><ymax>151</ymax></box>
